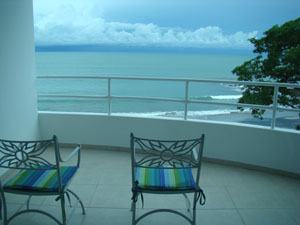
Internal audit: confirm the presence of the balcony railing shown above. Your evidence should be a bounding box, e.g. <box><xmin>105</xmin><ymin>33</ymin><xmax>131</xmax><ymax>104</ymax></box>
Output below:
<box><xmin>37</xmin><ymin>75</ymin><xmax>300</xmax><ymax>130</ymax></box>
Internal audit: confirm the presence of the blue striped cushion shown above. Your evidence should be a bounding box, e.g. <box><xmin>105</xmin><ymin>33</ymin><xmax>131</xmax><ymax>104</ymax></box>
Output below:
<box><xmin>136</xmin><ymin>167</ymin><xmax>195</xmax><ymax>189</ymax></box>
<box><xmin>4</xmin><ymin>166</ymin><xmax>78</xmax><ymax>192</ymax></box>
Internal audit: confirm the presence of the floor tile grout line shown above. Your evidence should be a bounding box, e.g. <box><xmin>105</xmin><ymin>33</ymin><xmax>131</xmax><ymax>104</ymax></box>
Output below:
<box><xmin>224</xmin><ymin>185</ymin><xmax>247</xmax><ymax>225</ymax></box>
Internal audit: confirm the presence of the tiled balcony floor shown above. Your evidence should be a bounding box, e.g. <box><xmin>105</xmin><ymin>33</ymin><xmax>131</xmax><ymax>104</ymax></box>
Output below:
<box><xmin>2</xmin><ymin>147</ymin><xmax>300</xmax><ymax>225</ymax></box>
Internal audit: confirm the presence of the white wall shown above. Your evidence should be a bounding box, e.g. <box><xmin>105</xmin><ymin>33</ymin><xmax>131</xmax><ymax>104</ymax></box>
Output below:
<box><xmin>0</xmin><ymin>0</ymin><xmax>39</xmax><ymax>140</ymax></box>
<box><xmin>39</xmin><ymin>112</ymin><xmax>300</xmax><ymax>175</ymax></box>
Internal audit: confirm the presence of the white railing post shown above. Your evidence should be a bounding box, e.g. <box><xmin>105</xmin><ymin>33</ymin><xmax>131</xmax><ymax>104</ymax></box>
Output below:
<box><xmin>271</xmin><ymin>85</ymin><xmax>279</xmax><ymax>129</ymax></box>
<box><xmin>184</xmin><ymin>81</ymin><xmax>189</xmax><ymax>120</ymax></box>
<box><xmin>108</xmin><ymin>78</ymin><xmax>111</xmax><ymax>115</ymax></box>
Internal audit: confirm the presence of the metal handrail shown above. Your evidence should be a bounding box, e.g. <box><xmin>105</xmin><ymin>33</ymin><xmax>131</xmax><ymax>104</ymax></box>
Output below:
<box><xmin>37</xmin><ymin>75</ymin><xmax>300</xmax><ymax>129</ymax></box>
<box><xmin>37</xmin><ymin>75</ymin><xmax>300</xmax><ymax>87</ymax></box>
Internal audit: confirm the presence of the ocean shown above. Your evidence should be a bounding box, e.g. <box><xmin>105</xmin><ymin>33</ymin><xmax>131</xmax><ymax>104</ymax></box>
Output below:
<box><xmin>35</xmin><ymin>51</ymin><xmax>252</xmax><ymax>117</ymax></box>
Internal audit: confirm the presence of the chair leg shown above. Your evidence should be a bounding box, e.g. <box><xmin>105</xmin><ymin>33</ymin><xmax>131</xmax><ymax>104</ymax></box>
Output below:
<box><xmin>0</xmin><ymin>190</ymin><xmax>8</xmax><ymax>225</ymax></box>
<box><xmin>26</xmin><ymin>195</ymin><xmax>32</xmax><ymax>210</ymax></box>
<box><xmin>130</xmin><ymin>200</ymin><xmax>134</xmax><ymax>212</ymax></box>
<box><xmin>66</xmin><ymin>189</ymin><xmax>86</xmax><ymax>215</ymax></box>
<box><xmin>191</xmin><ymin>192</ymin><xmax>198</xmax><ymax>225</ymax></box>
<box><xmin>183</xmin><ymin>193</ymin><xmax>191</xmax><ymax>213</ymax></box>
<box><xmin>131</xmin><ymin>191</ymin><xmax>139</xmax><ymax>225</ymax></box>
<box><xmin>0</xmin><ymin>194</ymin><xmax>2</xmax><ymax>220</ymax></box>
<box><xmin>60</xmin><ymin>194</ymin><xmax>67</xmax><ymax>225</ymax></box>
<box><xmin>131</xmin><ymin>199</ymin><xmax>136</xmax><ymax>225</ymax></box>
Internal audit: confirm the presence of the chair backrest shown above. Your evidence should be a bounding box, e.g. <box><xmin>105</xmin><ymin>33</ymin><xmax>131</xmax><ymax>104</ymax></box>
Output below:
<box><xmin>0</xmin><ymin>135</ymin><xmax>60</xmax><ymax>170</ymax></box>
<box><xmin>0</xmin><ymin>135</ymin><xmax>64</xmax><ymax>191</ymax></box>
<box><xmin>130</xmin><ymin>133</ymin><xmax>205</xmax><ymax>186</ymax></box>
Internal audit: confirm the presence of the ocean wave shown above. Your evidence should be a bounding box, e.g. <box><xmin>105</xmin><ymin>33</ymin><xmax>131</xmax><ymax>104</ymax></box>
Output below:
<box><xmin>211</xmin><ymin>95</ymin><xmax>242</xmax><ymax>100</ymax></box>
<box><xmin>221</xmin><ymin>83</ymin><xmax>244</xmax><ymax>92</ymax></box>
<box><xmin>191</xmin><ymin>95</ymin><xmax>242</xmax><ymax>101</ymax></box>
<box><xmin>113</xmin><ymin>109</ymin><xmax>248</xmax><ymax>118</ymax></box>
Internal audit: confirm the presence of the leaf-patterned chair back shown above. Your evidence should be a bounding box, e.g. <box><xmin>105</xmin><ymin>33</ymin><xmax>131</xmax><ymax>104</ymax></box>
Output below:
<box><xmin>132</xmin><ymin>135</ymin><xmax>204</xmax><ymax>169</ymax></box>
<box><xmin>0</xmin><ymin>138</ymin><xmax>57</xmax><ymax>170</ymax></box>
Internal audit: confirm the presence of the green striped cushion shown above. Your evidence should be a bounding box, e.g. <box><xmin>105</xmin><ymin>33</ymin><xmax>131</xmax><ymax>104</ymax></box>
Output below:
<box><xmin>4</xmin><ymin>166</ymin><xmax>78</xmax><ymax>192</ymax></box>
<box><xmin>136</xmin><ymin>167</ymin><xmax>195</xmax><ymax>189</ymax></box>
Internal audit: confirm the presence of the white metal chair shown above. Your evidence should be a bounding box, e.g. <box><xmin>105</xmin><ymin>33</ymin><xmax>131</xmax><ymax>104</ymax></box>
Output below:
<box><xmin>0</xmin><ymin>135</ymin><xmax>85</xmax><ymax>225</ymax></box>
<box><xmin>130</xmin><ymin>133</ymin><xmax>206</xmax><ymax>225</ymax></box>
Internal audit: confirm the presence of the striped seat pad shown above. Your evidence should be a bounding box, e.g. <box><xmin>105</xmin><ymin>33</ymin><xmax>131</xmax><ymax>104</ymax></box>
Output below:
<box><xmin>136</xmin><ymin>167</ymin><xmax>195</xmax><ymax>189</ymax></box>
<box><xmin>4</xmin><ymin>166</ymin><xmax>78</xmax><ymax>192</ymax></box>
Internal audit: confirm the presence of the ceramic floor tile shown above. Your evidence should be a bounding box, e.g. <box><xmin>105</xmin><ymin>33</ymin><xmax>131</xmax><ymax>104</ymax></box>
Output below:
<box><xmin>67</xmin><ymin>184</ymin><xmax>98</xmax><ymax>207</ymax></box>
<box><xmin>3</xmin><ymin>193</ymin><xmax>45</xmax><ymax>205</ymax></box>
<box><xmin>3</xmin><ymin>203</ymin><xmax>28</xmax><ymax>220</ymax></box>
<box><xmin>42</xmin><ymin>184</ymin><xmax>97</xmax><ymax>208</ymax></box>
<box><xmin>43</xmin><ymin>206</ymin><xmax>85</xmax><ymax>225</ymax></box>
<box><xmin>90</xmin><ymin>185</ymin><xmax>132</xmax><ymax>208</ymax></box>
<box><xmin>285</xmin><ymin>209</ymin><xmax>300</xmax><ymax>225</ymax></box>
<box><xmin>196</xmin><ymin>209</ymin><xmax>245</xmax><ymax>225</ymax></box>
<box><xmin>239</xmin><ymin>209</ymin><xmax>298</xmax><ymax>225</ymax></box>
<box><xmin>1</xmin><ymin>205</ymin><xmax>85</xmax><ymax>225</ymax></box>
<box><xmin>132</xmin><ymin>209</ymin><xmax>245</xmax><ymax>225</ymax></box>
<box><xmin>97</xmin><ymin>168</ymin><xmax>131</xmax><ymax>186</ymax></box>
<box><xmin>226</xmin><ymin>185</ymin><xmax>282</xmax><ymax>209</ymax></box>
<box><xmin>137</xmin><ymin>194</ymin><xmax>190</xmax><ymax>209</ymax></box>
<box><xmin>82</xmin><ymin>208</ymin><xmax>131</xmax><ymax>225</ymax></box>
<box><xmin>201</xmin><ymin>186</ymin><xmax>236</xmax><ymax>209</ymax></box>
<box><xmin>3</xmin><ymin>212</ymin><xmax>39</xmax><ymax>225</ymax></box>
<box><xmin>80</xmin><ymin>149</ymin><xmax>131</xmax><ymax>169</ymax></box>
<box><xmin>136</xmin><ymin>209</ymin><xmax>189</xmax><ymax>225</ymax></box>
<box><xmin>72</xmin><ymin>167</ymin><xmax>103</xmax><ymax>185</ymax></box>
<box><xmin>275</xmin><ymin>184</ymin><xmax>300</xmax><ymax>208</ymax></box>
<box><xmin>137</xmin><ymin>186</ymin><xmax>235</xmax><ymax>210</ymax></box>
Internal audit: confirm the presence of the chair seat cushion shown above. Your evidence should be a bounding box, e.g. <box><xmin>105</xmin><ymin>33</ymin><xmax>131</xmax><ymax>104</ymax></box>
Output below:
<box><xmin>4</xmin><ymin>166</ymin><xmax>78</xmax><ymax>192</ymax></box>
<box><xmin>135</xmin><ymin>167</ymin><xmax>195</xmax><ymax>189</ymax></box>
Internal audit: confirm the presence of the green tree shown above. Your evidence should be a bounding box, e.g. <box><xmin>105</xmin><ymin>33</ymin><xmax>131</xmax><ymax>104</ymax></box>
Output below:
<box><xmin>232</xmin><ymin>17</ymin><xmax>300</xmax><ymax>124</ymax></box>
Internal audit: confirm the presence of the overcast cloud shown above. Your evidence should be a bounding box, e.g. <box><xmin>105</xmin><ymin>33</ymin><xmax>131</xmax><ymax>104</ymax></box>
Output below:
<box><xmin>33</xmin><ymin>0</ymin><xmax>300</xmax><ymax>50</ymax></box>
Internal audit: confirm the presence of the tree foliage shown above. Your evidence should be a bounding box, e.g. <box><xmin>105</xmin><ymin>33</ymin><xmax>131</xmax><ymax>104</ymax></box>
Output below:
<box><xmin>232</xmin><ymin>17</ymin><xmax>300</xmax><ymax>119</ymax></box>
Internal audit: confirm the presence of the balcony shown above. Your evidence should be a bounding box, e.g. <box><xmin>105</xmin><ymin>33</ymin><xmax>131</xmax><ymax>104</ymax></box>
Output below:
<box><xmin>3</xmin><ymin>146</ymin><xmax>300</xmax><ymax>225</ymax></box>
<box><xmin>1</xmin><ymin>2</ymin><xmax>300</xmax><ymax>224</ymax></box>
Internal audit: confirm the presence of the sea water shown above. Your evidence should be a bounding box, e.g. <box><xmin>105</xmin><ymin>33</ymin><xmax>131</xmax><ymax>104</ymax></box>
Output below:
<box><xmin>35</xmin><ymin>51</ymin><xmax>252</xmax><ymax>117</ymax></box>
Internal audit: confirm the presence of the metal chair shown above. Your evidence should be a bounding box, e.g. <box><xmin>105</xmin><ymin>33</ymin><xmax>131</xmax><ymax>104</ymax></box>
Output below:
<box><xmin>130</xmin><ymin>133</ymin><xmax>206</xmax><ymax>225</ymax></box>
<box><xmin>0</xmin><ymin>135</ymin><xmax>85</xmax><ymax>225</ymax></box>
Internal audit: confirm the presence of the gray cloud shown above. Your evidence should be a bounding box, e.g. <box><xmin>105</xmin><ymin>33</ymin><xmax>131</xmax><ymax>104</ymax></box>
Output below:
<box><xmin>34</xmin><ymin>17</ymin><xmax>257</xmax><ymax>49</ymax></box>
<box><xmin>34</xmin><ymin>0</ymin><xmax>300</xmax><ymax>50</ymax></box>
<box><xmin>33</xmin><ymin>0</ymin><xmax>259</xmax><ymax>49</ymax></box>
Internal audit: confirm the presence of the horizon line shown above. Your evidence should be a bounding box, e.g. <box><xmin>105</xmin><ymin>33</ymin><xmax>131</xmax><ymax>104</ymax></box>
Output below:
<box><xmin>35</xmin><ymin>44</ymin><xmax>254</xmax><ymax>55</ymax></box>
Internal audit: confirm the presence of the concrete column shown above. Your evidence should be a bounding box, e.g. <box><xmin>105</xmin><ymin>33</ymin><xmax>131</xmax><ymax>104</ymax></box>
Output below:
<box><xmin>0</xmin><ymin>0</ymin><xmax>39</xmax><ymax>140</ymax></box>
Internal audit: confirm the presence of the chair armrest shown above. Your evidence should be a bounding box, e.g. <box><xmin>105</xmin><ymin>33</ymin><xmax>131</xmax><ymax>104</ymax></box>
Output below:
<box><xmin>59</xmin><ymin>144</ymin><xmax>81</xmax><ymax>166</ymax></box>
<box><xmin>192</xmin><ymin>147</ymin><xmax>198</xmax><ymax>161</ymax></box>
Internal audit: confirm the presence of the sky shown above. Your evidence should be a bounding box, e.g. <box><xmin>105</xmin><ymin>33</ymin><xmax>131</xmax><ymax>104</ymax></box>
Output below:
<box><xmin>33</xmin><ymin>0</ymin><xmax>300</xmax><ymax>52</ymax></box>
